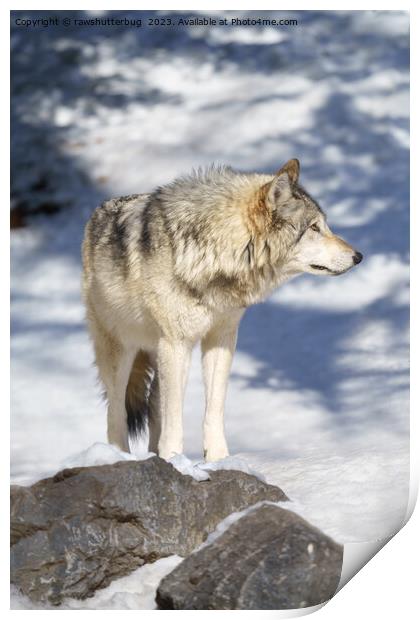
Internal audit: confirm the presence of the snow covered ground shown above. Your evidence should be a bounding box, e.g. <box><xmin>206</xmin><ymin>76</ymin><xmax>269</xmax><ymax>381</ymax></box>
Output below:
<box><xmin>11</xmin><ymin>9</ymin><xmax>409</xmax><ymax>610</ymax></box>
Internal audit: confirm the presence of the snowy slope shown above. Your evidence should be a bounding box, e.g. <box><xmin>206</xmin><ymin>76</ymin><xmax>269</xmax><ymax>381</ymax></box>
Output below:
<box><xmin>11</xmin><ymin>9</ymin><xmax>409</xmax><ymax>609</ymax></box>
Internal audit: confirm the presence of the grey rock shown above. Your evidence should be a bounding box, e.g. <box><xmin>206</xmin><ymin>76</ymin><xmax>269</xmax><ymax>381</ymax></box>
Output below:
<box><xmin>10</xmin><ymin>457</ymin><xmax>286</xmax><ymax>605</ymax></box>
<box><xmin>156</xmin><ymin>504</ymin><xmax>343</xmax><ymax>610</ymax></box>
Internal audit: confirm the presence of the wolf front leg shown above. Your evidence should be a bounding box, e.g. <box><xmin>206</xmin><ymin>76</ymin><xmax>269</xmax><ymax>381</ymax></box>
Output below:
<box><xmin>201</xmin><ymin>317</ymin><xmax>241</xmax><ymax>462</ymax></box>
<box><xmin>156</xmin><ymin>338</ymin><xmax>192</xmax><ymax>459</ymax></box>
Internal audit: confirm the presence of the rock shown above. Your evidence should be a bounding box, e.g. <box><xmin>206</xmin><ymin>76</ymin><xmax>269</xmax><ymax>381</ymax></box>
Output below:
<box><xmin>156</xmin><ymin>504</ymin><xmax>343</xmax><ymax>610</ymax></box>
<box><xmin>10</xmin><ymin>457</ymin><xmax>286</xmax><ymax>605</ymax></box>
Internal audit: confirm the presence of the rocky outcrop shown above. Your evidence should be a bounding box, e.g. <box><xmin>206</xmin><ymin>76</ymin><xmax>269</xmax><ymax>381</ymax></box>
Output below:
<box><xmin>10</xmin><ymin>457</ymin><xmax>286</xmax><ymax>605</ymax></box>
<box><xmin>156</xmin><ymin>504</ymin><xmax>343</xmax><ymax>610</ymax></box>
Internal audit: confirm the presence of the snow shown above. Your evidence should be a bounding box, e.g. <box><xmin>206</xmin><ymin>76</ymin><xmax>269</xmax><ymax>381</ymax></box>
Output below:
<box><xmin>15</xmin><ymin>442</ymin><xmax>140</xmax><ymax>486</ymax></box>
<box><xmin>169</xmin><ymin>453</ymin><xmax>210</xmax><ymax>481</ymax></box>
<box><xmin>14</xmin><ymin>442</ymin><xmax>271</xmax><ymax>486</ymax></box>
<box><xmin>169</xmin><ymin>453</ymin><xmax>268</xmax><ymax>482</ymax></box>
<box><xmin>15</xmin><ymin>441</ymin><xmax>266</xmax><ymax>485</ymax></box>
<box><xmin>198</xmin><ymin>455</ymin><xmax>267</xmax><ymax>481</ymax></box>
<box><xmin>196</xmin><ymin>501</ymin><xmax>278</xmax><ymax>551</ymax></box>
<box><xmin>242</xmin><ymin>446</ymin><xmax>409</xmax><ymax>544</ymax></box>
<box><xmin>60</xmin><ymin>441</ymin><xmax>141</xmax><ymax>468</ymax></box>
<box><xmin>11</xmin><ymin>9</ymin><xmax>409</xmax><ymax>610</ymax></box>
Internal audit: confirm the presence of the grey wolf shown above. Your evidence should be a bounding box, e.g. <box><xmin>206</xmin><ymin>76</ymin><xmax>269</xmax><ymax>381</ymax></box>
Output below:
<box><xmin>82</xmin><ymin>159</ymin><xmax>363</xmax><ymax>461</ymax></box>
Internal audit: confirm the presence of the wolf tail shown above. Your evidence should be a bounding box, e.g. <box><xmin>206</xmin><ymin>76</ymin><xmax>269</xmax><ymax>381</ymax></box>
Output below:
<box><xmin>125</xmin><ymin>350</ymin><xmax>156</xmax><ymax>438</ymax></box>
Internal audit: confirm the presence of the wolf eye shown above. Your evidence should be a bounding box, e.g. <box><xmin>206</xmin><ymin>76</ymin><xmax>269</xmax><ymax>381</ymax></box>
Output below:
<box><xmin>310</xmin><ymin>223</ymin><xmax>320</xmax><ymax>232</ymax></box>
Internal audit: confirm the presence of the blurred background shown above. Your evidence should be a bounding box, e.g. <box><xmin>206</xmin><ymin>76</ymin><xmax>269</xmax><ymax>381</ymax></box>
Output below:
<box><xmin>11</xmin><ymin>10</ymin><xmax>409</xmax><ymax>544</ymax></box>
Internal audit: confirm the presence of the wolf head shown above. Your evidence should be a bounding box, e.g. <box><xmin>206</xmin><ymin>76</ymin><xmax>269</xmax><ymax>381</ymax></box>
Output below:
<box><xmin>260</xmin><ymin>159</ymin><xmax>363</xmax><ymax>276</ymax></box>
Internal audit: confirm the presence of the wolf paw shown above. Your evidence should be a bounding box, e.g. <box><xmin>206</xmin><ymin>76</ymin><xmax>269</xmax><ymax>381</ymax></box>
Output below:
<box><xmin>158</xmin><ymin>440</ymin><xmax>183</xmax><ymax>461</ymax></box>
<box><xmin>203</xmin><ymin>444</ymin><xmax>229</xmax><ymax>463</ymax></box>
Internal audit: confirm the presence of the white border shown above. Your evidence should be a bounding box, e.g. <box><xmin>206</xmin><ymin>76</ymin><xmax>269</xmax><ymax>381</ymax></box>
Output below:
<box><xmin>5</xmin><ymin>2</ymin><xmax>415</xmax><ymax>617</ymax></box>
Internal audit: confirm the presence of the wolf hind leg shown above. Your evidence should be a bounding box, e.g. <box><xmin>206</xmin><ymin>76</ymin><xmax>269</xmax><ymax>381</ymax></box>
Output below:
<box><xmin>201</xmin><ymin>319</ymin><xmax>240</xmax><ymax>462</ymax></box>
<box><xmin>91</xmin><ymin>321</ymin><xmax>136</xmax><ymax>452</ymax></box>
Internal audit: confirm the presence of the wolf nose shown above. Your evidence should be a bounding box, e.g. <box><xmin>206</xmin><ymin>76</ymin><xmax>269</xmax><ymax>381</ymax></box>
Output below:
<box><xmin>353</xmin><ymin>251</ymin><xmax>363</xmax><ymax>265</ymax></box>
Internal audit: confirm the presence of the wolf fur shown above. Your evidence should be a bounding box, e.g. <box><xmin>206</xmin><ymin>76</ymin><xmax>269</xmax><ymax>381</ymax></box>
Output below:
<box><xmin>82</xmin><ymin>159</ymin><xmax>362</xmax><ymax>461</ymax></box>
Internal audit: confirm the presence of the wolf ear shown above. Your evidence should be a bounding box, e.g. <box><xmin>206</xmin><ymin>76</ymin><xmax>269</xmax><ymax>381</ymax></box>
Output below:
<box><xmin>265</xmin><ymin>172</ymin><xmax>292</xmax><ymax>209</ymax></box>
<box><xmin>276</xmin><ymin>158</ymin><xmax>300</xmax><ymax>185</ymax></box>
